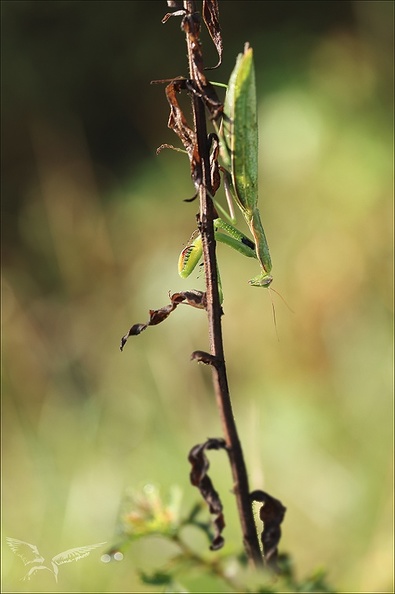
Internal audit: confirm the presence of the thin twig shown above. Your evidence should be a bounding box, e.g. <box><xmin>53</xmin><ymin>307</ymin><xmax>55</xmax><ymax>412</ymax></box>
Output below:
<box><xmin>182</xmin><ymin>0</ymin><xmax>263</xmax><ymax>568</ymax></box>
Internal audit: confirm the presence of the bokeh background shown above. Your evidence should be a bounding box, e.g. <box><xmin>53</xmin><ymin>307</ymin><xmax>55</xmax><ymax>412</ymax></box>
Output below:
<box><xmin>2</xmin><ymin>1</ymin><xmax>393</xmax><ymax>592</ymax></box>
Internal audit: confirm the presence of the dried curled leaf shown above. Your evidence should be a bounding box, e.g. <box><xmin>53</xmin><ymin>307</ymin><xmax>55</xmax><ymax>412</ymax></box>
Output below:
<box><xmin>165</xmin><ymin>79</ymin><xmax>202</xmax><ymax>192</ymax></box>
<box><xmin>162</xmin><ymin>1</ymin><xmax>184</xmax><ymax>24</ymax></box>
<box><xmin>181</xmin><ymin>25</ymin><xmax>222</xmax><ymax>119</ymax></box>
<box><xmin>188</xmin><ymin>438</ymin><xmax>227</xmax><ymax>550</ymax></box>
<box><xmin>159</xmin><ymin>3</ymin><xmax>222</xmax><ymax>200</ymax></box>
<box><xmin>173</xmin><ymin>289</ymin><xmax>207</xmax><ymax>309</ymax></box>
<box><xmin>162</xmin><ymin>75</ymin><xmax>221</xmax><ymax>197</ymax></box>
<box><xmin>203</xmin><ymin>0</ymin><xmax>222</xmax><ymax>69</ymax></box>
<box><xmin>120</xmin><ymin>291</ymin><xmax>207</xmax><ymax>350</ymax></box>
<box><xmin>208</xmin><ymin>133</ymin><xmax>221</xmax><ymax>196</ymax></box>
<box><xmin>250</xmin><ymin>490</ymin><xmax>286</xmax><ymax>571</ymax></box>
<box><xmin>190</xmin><ymin>351</ymin><xmax>219</xmax><ymax>366</ymax></box>
<box><xmin>162</xmin><ymin>2</ymin><xmax>222</xmax><ymax>116</ymax></box>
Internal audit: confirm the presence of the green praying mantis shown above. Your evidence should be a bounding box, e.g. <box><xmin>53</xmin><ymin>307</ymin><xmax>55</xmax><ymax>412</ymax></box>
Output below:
<box><xmin>178</xmin><ymin>44</ymin><xmax>273</xmax><ymax>293</ymax></box>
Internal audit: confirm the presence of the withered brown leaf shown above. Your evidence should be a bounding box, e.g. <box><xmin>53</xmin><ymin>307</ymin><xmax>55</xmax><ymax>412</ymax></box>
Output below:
<box><xmin>188</xmin><ymin>438</ymin><xmax>227</xmax><ymax>550</ymax></box>
<box><xmin>120</xmin><ymin>291</ymin><xmax>207</xmax><ymax>350</ymax></box>
<box><xmin>250</xmin><ymin>490</ymin><xmax>286</xmax><ymax>572</ymax></box>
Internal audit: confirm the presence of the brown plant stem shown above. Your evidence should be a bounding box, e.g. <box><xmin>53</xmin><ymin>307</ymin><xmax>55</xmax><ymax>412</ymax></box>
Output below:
<box><xmin>182</xmin><ymin>0</ymin><xmax>263</xmax><ymax>568</ymax></box>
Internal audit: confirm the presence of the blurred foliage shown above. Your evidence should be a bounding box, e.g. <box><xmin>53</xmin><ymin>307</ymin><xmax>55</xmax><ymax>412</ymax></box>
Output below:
<box><xmin>2</xmin><ymin>1</ymin><xmax>393</xmax><ymax>592</ymax></box>
<box><xmin>102</xmin><ymin>485</ymin><xmax>335</xmax><ymax>593</ymax></box>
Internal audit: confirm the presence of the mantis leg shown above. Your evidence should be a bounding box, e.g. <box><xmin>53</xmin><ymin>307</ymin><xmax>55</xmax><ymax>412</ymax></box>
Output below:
<box><xmin>178</xmin><ymin>217</ymin><xmax>273</xmax><ymax>290</ymax></box>
<box><xmin>248</xmin><ymin>208</ymin><xmax>272</xmax><ymax>275</ymax></box>
<box><xmin>179</xmin><ymin>218</ymin><xmax>256</xmax><ymax>279</ymax></box>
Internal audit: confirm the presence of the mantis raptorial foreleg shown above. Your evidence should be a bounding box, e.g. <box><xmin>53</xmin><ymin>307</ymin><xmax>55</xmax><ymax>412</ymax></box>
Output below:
<box><xmin>178</xmin><ymin>217</ymin><xmax>263</xmax><ymax>305</ymax></box>
<box><xmin>178</xmin><ymin>217</ymin><xmax>257</xmax><ymax>281</ymax></box>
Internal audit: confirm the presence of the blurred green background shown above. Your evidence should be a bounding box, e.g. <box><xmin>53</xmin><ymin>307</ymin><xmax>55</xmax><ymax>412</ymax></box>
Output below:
<box><xmin>2</xmin><ymin>1</ymin><xmax>393</xmax><ymax>592</ymax></box>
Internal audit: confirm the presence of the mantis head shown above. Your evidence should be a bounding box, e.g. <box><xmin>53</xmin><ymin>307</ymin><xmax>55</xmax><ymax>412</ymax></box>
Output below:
<box><xmin>248</xmin><ymin>273</ymin><xmax>273</xmax><ymax>288</ymax></box>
